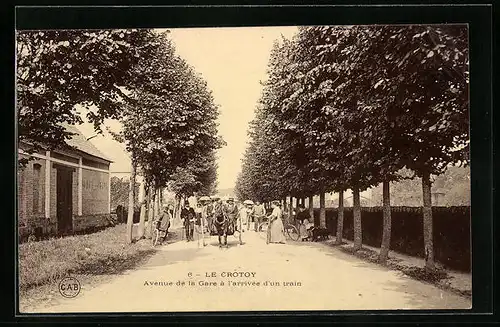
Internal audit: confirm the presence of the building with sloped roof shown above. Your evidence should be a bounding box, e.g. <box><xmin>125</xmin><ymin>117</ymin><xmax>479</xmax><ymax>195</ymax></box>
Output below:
<box><xmin>18</xmin><ymin>125</ymin><xmax>115</xmax><ymax>241</ymax></box>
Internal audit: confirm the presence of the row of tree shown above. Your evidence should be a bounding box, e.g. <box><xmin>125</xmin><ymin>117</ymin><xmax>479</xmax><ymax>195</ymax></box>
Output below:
<box><xmin>17</xmin><ymin>29</ymin><xmax>224</xmax><ymax>243</ymax></box>
<box><xmin>235</xmin><ymin>25</ymin><xmax>469</xmax><ymax>270</ymax></box>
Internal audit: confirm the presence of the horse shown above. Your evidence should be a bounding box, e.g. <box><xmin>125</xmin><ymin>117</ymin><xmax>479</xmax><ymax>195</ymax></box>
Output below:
<box><xmin>213</xmin><ymin>202</ymin><xmax>241</xmax><ymax>248</ymax></box>
<box><xmin>213</xmin><ymin>207</ymin><xmax>230</xmax><ymax>248</ymax></box>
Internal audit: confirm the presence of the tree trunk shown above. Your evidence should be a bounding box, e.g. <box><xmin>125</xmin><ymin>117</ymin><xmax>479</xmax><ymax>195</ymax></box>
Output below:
<box><xmin>172</xmin><ymin>194</ymin><xmax>180</xmax><ymax>227</ymax></box>
<box><xmin>137</xmin><ymin>180</ymin><xmax>146</xmax><ymax>239</ymax></box>
<box><xmin>148</xmin><ymin>187</ymin><xmax>156</xmax><ymax>239</ymax></box>
<box><xmin>145</xmin><ymin>187</ymin><xmax>152</xmax><ymax>238</ymax></box>
<box><xmin>422</xmin><ymin>171</ymin><xmax>435</xmax><ymax>270</ymax></box>
<box><xmin>283</xmin><ymin>197</ymin><xmax>288</xmax><ymax>217</ymax></box>
<box><xmin>144</xmin><ymin>187</ymin><xmax>149</xmax><ymax>221</ymax></box>
<box><xmin>126</xmin><ymin>162</ymin><xmax>136</xmax><ymax>244</ymax></box>
<box><xmin>353</xmin><ymin>187</ymin><xmax>362</xmax><ymax>251</ymax></box>
<box><xmin>308</xmin><ymin>195</ymin><xmax>314</xmax><ymax>218</ymax></box>
<box><xmin>379</xmin><ymin>180</ymin><xmax>392</xmax><ymax>262</ymax></box>
<box><xmin>158</xmin><ymin>187</ymin><xmax>162</xmax><ymax>208</ymax></box>
<box><xmin>336</xmin><ymin>190</ymin><xmax>344</xmax><ymax>245</ymax></box>
<box><xmin>319</xmin><ymin>191</ymin><xmax>326</xmax><ymax>228</ymax></box>
<box><xmin>159</xmin><ymin>187</ymin><xmax>164</xmax><ymax>208</ymax></box>
<box><xmin>154</xmin><ymin>188</ymin><xmax>160</xmax><ymax>218</ymax></box>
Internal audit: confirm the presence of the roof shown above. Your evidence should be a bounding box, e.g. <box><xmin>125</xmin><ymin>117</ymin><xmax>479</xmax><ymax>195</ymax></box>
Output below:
<box><xmin>63</xmin><ymin>124</ymin><xmax>113</xmax><ymax>162</ymax></box>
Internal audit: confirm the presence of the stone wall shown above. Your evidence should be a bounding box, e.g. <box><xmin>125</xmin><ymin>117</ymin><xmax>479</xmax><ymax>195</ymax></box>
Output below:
<box><xmin>82</xmin><ymin>168</ymin><xmax>110</xmax><ymax>215</ymax></box>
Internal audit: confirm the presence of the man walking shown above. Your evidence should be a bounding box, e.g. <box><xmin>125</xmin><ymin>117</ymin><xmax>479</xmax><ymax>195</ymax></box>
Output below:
<box><xmin>223</xmin><ymin>197</ymin><xmax>239</xmax><ymax>241</ymax></box>
<box><xmin>181</xmin><ymin>200</ymin><xmax>196</xmax><ymax>242</ymax></box>
<box><xmin>204</xmin><ymin>197</ymin><xmax>215</xmax><ymax>235</ymax></box>
<box><xmin>253</xmin><ymin>201</ymin><xmax>266</xmax><ymax>232</ymax></box>
<box><xmin>223</xmin><ymin>197</ymin><xmax>239</xmax><ymax>228</ymax></box>
<box><xmin>155</xmin><ymin>205</ymin><xmax>171</xmax><ymax>244</ymax></box>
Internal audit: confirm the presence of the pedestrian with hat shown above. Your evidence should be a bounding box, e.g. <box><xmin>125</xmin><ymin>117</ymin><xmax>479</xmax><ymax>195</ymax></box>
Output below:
<box><xmin>181</xmin><ymin>200</ymin><xmax>196</xmax><ymax>242</ymax></box>
<box><xmin>266</xmin><ymin>200</ymin><xmax>286</xmax><ymax>244</ymax></box>
<box><xmin>237</xmin><ymin>200</ymin><xmax>254</xmax><ymax>233</ymax></box>
<box><xmin>154</xmin><ymin>205</ymin><xmax>172</xmax><ymax>245</ymax></box>
<box><xmin>253</xmin><ymin>200</ymin><xmax>266</xmax><ymax>232</ymax></box>
<box><xmin>241</xmin><ymin>200</ymin><xmax>255</xmax><ymax>232</ymax></box>
<box><xmin>223</xmin><ymin>197</ymin><xmax>239</xmax><ymax>238</ymax></box>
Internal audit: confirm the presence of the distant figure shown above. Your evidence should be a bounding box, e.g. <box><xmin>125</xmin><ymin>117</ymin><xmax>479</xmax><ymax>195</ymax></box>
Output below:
<box><xmin>253</xmin><ymin>201</ymin><xmax>266</xmax><ymax>232</ymax></box>
<box><xmin>116</xmin><ymin>205</ymin><xmax>125</xmax><ymax>223</ymax></box>
<box><xmin>296</xmin><ymin>204</ymin><xmax>312</xmax><ymax>241</ymax></box>
<box><xmin>181</xmin><ymin>201</ymin><xmax>196</xmax><ymax>242</ymax></box>
<box><xmin>267</xmin><ymin>200</ymin><xmax>286</xmax><ymax>244</ymax></box>
<box><xmin>303</xmin><ymin>218</ymin><xmax>314</xmax><ymax>241</ymax></box>
<box><xmin>155</xmin><ymin>206</ymin><xmax>171</xmax><ymax>244</ymax></box>
<box><xmin>223</xmin><ymin>198</ymin><xmax>238</xmax><ymax>230</ymax></box>
<box><xmin>195</xmin><ymin>202</ymin><xmax>203</xmax><ymax>225</ymax></box>
<box><xmin>168</xmin><ymin>204</ymin><xmax>174</xmax><ymax>217</ymax></box>
<box><xmin>204</xmin><ymin>199</ymin><xmax>214</xmax><ymax>235</ymax></box>
<box><xmin>195</xmin><ymin>201</ymin><xmax>207</xmax><ymax>247</ymax></box>
<box><xmin>237</xmin><ymin>203</ymin><xmax>253</xmax><ymax>233</ymax></box>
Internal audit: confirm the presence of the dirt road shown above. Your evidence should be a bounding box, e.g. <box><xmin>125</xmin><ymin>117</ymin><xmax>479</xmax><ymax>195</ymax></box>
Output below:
<box><xmin>23</xmin><ymin>230</ymin><xmax>471</xmax><ymax>312</ymax></box>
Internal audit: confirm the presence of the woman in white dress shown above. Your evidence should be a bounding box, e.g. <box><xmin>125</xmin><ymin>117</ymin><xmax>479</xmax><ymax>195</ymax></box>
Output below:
<box><xmin>267</xmin><ymin>200</ymin><xmax>286</xmax><ymax>244</ymax></box>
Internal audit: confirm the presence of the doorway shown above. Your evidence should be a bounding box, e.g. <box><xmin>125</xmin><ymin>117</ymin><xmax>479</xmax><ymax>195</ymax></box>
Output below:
<box><xmin>56</xmin><ymin>165</ymin><xmax>74</xmax><ymax>235</ymax></box>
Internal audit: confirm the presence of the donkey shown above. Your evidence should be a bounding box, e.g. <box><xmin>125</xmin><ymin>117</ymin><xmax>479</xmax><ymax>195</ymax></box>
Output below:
<box><xmin>213</xmin><ymin>205</ymin><xmax>230</xmax><ymax>248</ymax></box>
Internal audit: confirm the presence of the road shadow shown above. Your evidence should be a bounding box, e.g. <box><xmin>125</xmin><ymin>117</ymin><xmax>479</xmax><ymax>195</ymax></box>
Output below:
<box><xmin>207</xmin><ymin>237</ymin><xmax>242</xmax><ymax>249</ymax></box>
<box><xmin>129</xmin><ymin>227</ymin><xmax>212</xmax><ymax>270</ymax></box>
<box><xmin>140</xmin><ymin>246</ymin><xmax>209</xmax><ymax>270</ymax></box>
<box><xmin>295</xmin><ymin>239</ymin><xmax>472</xmax><ymax>306</ymax></box>
<box><xmin>373</xmin><ymin>278</ymin><xmax>471</xmax><ymax>309</ymax></box>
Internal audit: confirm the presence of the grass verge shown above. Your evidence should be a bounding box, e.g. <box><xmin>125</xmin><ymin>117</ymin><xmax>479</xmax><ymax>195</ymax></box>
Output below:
<box><xmin>336</xmin><ymin>244</ymin><xmax>471</xmax><ymax>299</ymax></box>
<box><xmin>18</xmin><ymin>223</ymin><xmax>167</xmax><ymax>293</ymax></box>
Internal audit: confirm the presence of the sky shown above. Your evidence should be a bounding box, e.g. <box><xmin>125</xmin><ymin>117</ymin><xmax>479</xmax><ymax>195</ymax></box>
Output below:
<box><xmin>77</xmin><ymin>26</ymin><xmax>299</xmax><ymax>190</ymax></box>
<box><xmin>168</xmin><ymin>26</ymin><xmax>298</xmax><ymax>189</ymax></box>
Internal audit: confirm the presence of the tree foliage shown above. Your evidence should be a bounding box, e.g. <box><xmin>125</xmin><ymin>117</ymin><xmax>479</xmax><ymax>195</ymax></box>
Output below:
<box><xmin>17</xmin><ymin>29</ymin><xmax>157</xmax><ymax>157</ymax></box>
<box><xmin>18</xmin><ymin>29</ymin><xmax>225</xmax><ymax>200</ymax></box>
<box><xmin>238</xmin><ymin>24</ymin><xmax>468</xmax><ymax>200</ymax></box>
<box><xmin>116</xmin><ymin>31</ymin><xmax>224</xmax><ymax>196</ymax></box>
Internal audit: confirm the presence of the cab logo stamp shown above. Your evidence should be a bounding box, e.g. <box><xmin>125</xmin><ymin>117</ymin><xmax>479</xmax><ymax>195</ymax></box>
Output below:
<box><xmin>59</xmin><ymin>277</ymin><xmax>81</xmax><ymax>298</ymax></box>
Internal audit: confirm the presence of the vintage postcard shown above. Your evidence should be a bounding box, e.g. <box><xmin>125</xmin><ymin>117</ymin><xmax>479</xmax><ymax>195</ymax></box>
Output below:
<box><xmin>17</xmin><ymin>23</ymin><xmax>472</xmax><ymax>313</ymax></box>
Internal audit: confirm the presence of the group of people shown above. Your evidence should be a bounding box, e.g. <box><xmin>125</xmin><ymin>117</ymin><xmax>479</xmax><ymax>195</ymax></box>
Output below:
<box><xmin>295</xmin><ymin>204</ymin><xmax>315</xmax><ymax>241</ymax></box>
<box><xmin>153</xmin><ymin>195</ymin><xmax>317</xmax><ymax>246</ymax></box>
<box><xmin>265</xmin><ymin>200</ymin><xmax>315</xmax><ymax>243</ymax></box>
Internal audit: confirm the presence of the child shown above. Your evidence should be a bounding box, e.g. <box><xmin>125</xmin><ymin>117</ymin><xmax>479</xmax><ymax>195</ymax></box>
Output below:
<box><xmin>303</xmin><ymin>219</ymin><xmax>314</xmax><ymax>241</ymax></box>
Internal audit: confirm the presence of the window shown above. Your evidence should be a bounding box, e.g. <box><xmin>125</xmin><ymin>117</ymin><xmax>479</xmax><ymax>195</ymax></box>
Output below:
<box><xmin>33</xmin><ymin>163</ymin><xmax>42</xmax><ymax>213</ymax></box>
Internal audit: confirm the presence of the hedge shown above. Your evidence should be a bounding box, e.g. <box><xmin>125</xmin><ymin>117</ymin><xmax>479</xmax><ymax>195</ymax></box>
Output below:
<box><xmin>312</xmin><ymin>206</ymin><xmax>471</xmax><ymax>272</ymax></box>
<box><xmin>114</xmin><ymin>205</ymin><xmax>141</xmax><ymax>224</ymax></box>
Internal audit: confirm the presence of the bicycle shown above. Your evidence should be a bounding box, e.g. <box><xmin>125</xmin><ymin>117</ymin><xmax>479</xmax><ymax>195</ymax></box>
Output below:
<box><xmin>257</xmin><ymin>217</ymin><xmax>269</xmax><ymax>240</ymax></box>
<box><xmin>152</xmin><ymin>223</ymin><xmax>168</xmax><ymax>247</ymax></box>
<box><xmin>282</xmin><ymin>212</ymin><xmax>300</xmax><ymax>241</ymax></box>
<box><xmin>258</xmin><ymin>214</ymin><xmax>300</xmax><ymax>241</ymax></box>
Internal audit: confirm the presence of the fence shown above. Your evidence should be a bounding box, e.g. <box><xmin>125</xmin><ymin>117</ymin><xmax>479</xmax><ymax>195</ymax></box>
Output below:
<box><xmin>312</xmin><ymin>206</ymin><xmax>471</xmax><ymax>272</ymax></box>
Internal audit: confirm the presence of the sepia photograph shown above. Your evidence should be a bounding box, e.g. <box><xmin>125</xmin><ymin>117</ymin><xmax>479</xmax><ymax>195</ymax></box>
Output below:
<box><xmin>16</xmin><ymin>23</ymin><xmax>472</xmax><ymax>313</ymax></box>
